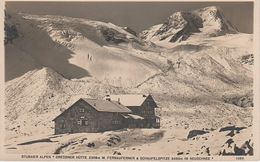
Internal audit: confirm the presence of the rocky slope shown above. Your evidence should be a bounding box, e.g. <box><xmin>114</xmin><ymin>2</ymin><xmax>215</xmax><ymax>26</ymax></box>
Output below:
<box><xmin>5</xmin><ymin>67</ymin><xmax>128</xmax><ymax>138</ymax></box>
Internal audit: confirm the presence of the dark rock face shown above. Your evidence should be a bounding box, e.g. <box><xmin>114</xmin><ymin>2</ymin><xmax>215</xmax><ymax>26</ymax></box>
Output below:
<box><xmin>241</xmin><ymin>54</ymin><xmax>254</xmax><ymax>65</ymax></box>
<box><xmin>4</xmin><ymin>13</ymin><xmax>19</xmax><ymax>44</ymax></box>
<box><xmin>222</xmin><ymin>93</ymin><xmax>253</xmax><ymax>108</ymax></box>
<box><xmin>220</xmin><ymin>139</ymin><xmax>253</xmax><ymax>156</ymax></box>
<box><xmin>226</xmin><ymin>130</ymin><xmax>235</xmax><ymax>137</ymax></box>
<box><xmin>98</xmin><ymin>26</ymin><xmax>128</xmax><ymax>44</ymax></box>
<box><xmin>187</xmin><ymin>130</ymin><xmax>209</xmax><ymax>139</ymax></box>
<box><xmin>219</xmin><ymin>126</ymin><xmax>253</xmax><ymax>156</ymax></box>
<box><xmin>99</xmin><ymin>26</ymin><xmax>144</xmax><ymax>46</ymax></box>
<box><xmin>154</xmin><ymin>12</ymin><xmax>202</xmax><ymax>42</ymax></box>
<box><xmin>5</xmin><ymin>24</ymin><xmax>19</xmax><ymax>44</ymax></box>
<box><xmin>106</xmin><ymin>135</ymin><xmax>121</xmax><ymax>147</ymax></box>
<box><xmin>122</xmin><ymin>27</ymin><xmax>137</xmax><ymax>36</ymax></box>
<box><xmin>225</xmin><ymin>139</ymin><xmax>234</xmax><ymax>148</ymax></box>
<box><xmin>219</xmin><ymin>126</ymin><xmax>246</xmax><ymax>133</ymax></box>
<box><xmin>177</xmin><ymin>152</ymin><xmax>184</xmax><ymax>155</ymax></box>
<box><xmin>168</xmin><ymin>12</ymin><xmax>202</xmax><ymax>43</ymax></box>
<box><xmin>195</xmin><ymin>6</ymin><xmax>237</xmax><ymax>34</ymax></box>
<box><xmin>87</xmin><ymin>142</ymin><xmax>95</xmax><ymax>148</ymax></box>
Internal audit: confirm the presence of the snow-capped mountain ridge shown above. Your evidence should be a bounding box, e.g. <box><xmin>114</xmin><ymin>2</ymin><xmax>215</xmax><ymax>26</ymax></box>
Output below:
<box><xmin>140</xmin><ymin>6</ymin><xmax>238</xmax><ymax>44</ymax></box>
<box><xmin>21</xmin><ymin>13</ymin><xmax>141</xmax><ymax>48</ymax></box>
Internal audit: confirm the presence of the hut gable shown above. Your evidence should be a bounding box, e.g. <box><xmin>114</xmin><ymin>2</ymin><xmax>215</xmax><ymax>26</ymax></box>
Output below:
<box><xmin>141</xmin><ymin>94</ymin><xmax>158</xmax><ymax>108</ymax></box>
<box><xmin>53</xmin><ymin>99</ymin><xmax>88</xmax><ymax>122</ymax></box>
<box><xmin>106</xmin><ymin>94</ymin><xmax>157</xmax><ymax>108</ymax></box>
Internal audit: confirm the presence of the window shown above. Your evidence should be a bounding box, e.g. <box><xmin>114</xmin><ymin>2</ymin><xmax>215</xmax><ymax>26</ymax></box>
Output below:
<box><xmin>77</xmin><ymin>120</ymin><xmax>82</xmax><ymax>125</ymax></box>
<box><xmin>60</xmin><ymin>119</ymin><xmax>65</xmax><ymax>129</ymax></box>
<box><xmin>61</xmin><ymin>123</ymin><xmax>65</xmax><ymax>129</ymax></box>
<box><xmin>79</xmin><ymin>108</ymin><xmax>85</xmax><ymax>113</ymax></box>
<box><xmin>112</xmin><ymin>120</ymin><xmax>120</xmax><ymax>125</ymax></box>
<box><xmin>84</xmin><ymin>120</ymin><xmax>89</xmax><ymax>126</ymax></box>
<box><xmin>77</xmin><ymin>119</ymin><xmax>89</xmax><ymax>126</ymax></box>
<box><xmin>156</xmin><ymin>118</ymin><xmax>160</xmax><ymax>123</ymax></box>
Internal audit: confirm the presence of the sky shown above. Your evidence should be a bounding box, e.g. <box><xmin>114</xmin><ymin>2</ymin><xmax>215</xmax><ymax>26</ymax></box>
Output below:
<box><xmin>5</xmin><ymin>1</ymin><xmax>253</xmax><ymax>34</ymax></box>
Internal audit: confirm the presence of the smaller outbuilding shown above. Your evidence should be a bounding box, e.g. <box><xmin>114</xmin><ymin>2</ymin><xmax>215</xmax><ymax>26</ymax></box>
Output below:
<box><xmin>106</xmin><ymin>94</ymin><xmax>160</xmax><ymax>128</ymax></box>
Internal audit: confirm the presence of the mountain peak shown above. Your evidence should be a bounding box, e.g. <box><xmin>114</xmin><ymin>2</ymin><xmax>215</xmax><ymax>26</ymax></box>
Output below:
<box><xmin>199</xmin><ymin>5</ymin><xmax>220</xmax><ymax>11</ymax></box>
<box><xmin>194</xmin><ymin>6</ymin><xmax>238</xmax><ymax>34</ymax></box>
<box><xmin>140</xmin><ymin>6</ymin><xmax>238</xmax><ymax>43</ymax></box>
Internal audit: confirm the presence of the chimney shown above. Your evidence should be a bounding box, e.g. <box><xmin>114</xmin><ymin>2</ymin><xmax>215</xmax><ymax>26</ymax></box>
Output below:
<box><xmin>105</xmin><ymin>95</ymin><xmax>111</xmax><ymax>101</ymax></box>
<box><xmin>118</xmin><ymin>98</ymin><xmax>120</xmax><ymax>104</ymax></box>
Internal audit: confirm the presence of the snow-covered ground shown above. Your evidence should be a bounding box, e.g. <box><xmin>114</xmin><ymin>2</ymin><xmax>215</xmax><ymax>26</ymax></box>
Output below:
<box><xmin>4</xmin><ymin>6</ymin><xmax>253</xmax><ymax>156</ymax></box>
<box><xmin>5</xmin><ymin>126</ymin><xmax>253</xmax><ymax>156</ymax></box>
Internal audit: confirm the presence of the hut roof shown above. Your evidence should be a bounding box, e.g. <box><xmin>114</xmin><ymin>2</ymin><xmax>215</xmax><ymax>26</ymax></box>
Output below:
<box><xmin>81</xmin><ymin>98</ymin><xmax>131</xmax><ymax>113</ymax></box>
<box><xmin>105</xmin><ymin>94</ymin><xmax>156</xmax><ymax>107</ymax></box>
<box><xmin>53</xmin><ymin>98</ymin><xmax>131</xmax><ymax>121</ymax></box>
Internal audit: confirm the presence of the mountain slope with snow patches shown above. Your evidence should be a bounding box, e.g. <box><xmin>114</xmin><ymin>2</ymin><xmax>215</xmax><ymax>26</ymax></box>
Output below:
<box><xmin>5</xmin><ymin>13</ymin><xmax>161</xmax><ymax>86</ymax></box>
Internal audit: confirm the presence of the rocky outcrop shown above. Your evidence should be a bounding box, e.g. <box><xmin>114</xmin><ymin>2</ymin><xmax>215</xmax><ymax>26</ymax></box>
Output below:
<box><xmin>122</xmin><ymin>27</ymin><xmax>137</xmax><ymax>36</ymax></box>
<box><xmin>4</xmin><ymin>13</ymin><xmax>19</xmax><ymax>44</ymax></box>
<box><xmin>182</xmin><ymin>126</ymin><xmax>253</xmax><ymax>156</ymax></box>
<box><xmin>219</xmin><ymin>126</ymin><xmax>247</xmax><ymax>138</ymax></box>
<box><xmin>222</xmin><ymin>93</ymin><xmax>253</xmax><ymax>108</ymax></box>
<box><xmin>157</xmin><ymin>12</ymin><xmax>203</xmax><ymax>42</ymax></box>
<box><xmin>240</xmin><ymin>54</ymin><xmax>254</xmax><ymax>65</ymax></box>
<box><xmin>219</xmin><ymin>126</ymin><xmax>253</xmax><ymax>156</ymax></box>
<box><xmin>98</xmin><ymin>26</ymin><xmax>129</xmax><ymax>44</ymax></box>
<box><xmin>187</xmin><ymin>130</ymin><xmax>209</xmax><ymax>139</ymax></box>
<box><xmin>140</xmin><ymin>6</ymin><xmax>238</xmax><ymax>43</ymax></box>
<box><xmin>220</xmin><ymin>139</ymin><xmax>253</xmax><ymax>156</ymax></box>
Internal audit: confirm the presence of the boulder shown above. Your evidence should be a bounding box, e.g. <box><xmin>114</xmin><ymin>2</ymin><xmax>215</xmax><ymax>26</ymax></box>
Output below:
<box><xmin>187</xmin><ymin>130</ymin><xmax>208</xmax><ymax>139</ymax></box>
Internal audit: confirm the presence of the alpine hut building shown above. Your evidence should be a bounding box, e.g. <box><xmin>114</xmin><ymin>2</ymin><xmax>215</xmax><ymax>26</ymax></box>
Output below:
<box><xmin>53</xmin><ymin>94</ymin><xmax>160</xmax><ymax>134</ymax></box>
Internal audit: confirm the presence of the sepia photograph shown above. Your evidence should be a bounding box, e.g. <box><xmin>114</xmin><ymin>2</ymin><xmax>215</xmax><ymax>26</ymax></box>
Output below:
<box><xmin>1</xmin><ymin>0</ymin><xmax>259</xmax><ymax>161</ymax></box>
